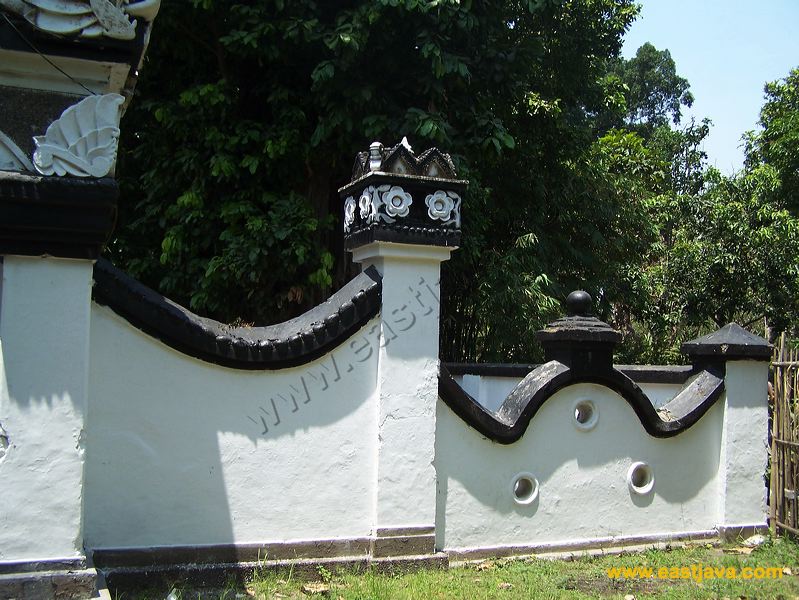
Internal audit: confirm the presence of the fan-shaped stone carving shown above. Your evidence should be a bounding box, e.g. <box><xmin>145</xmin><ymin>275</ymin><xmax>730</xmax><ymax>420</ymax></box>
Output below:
<box><xmin>0</xmin><ymin>130</ymin><xmax>34</xmax><ymax>172</ymax></box>
<box><xmin>0</xmin><ymin>0</ymin><xmax>160</xmax><ymax>40</ymax></box>
<box><xmin>33</xmin><ymin>93</ymin><xmax>124</xmax><ymax>178</ymax></box>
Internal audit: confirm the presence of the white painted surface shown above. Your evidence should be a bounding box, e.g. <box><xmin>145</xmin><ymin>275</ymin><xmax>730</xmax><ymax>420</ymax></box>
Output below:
<box><xmin>0</xmin><ymin>254</ymin><xmax>768</xmax><ymax>557</ymax></box>
<box><xmin>85</xmin><ymin>306</ymin><xmax>380</xmax><ymax>548</ymax></box>
<box><xmin>0</xmin><ymin>257</ymin><xmax>93</xmax><ymax>561</ymax></box>
<box><xmin>717</xmin><ymin>360</ymin><xmax>769</xmax><ymax>529</ymax></box>
<box><xmin>33</xmin><ymin>94</ymin><xmax>124</xmax><ymax>178</ymax></box>
<box><xmin>353</xmin><ymin>241</ymin><xmax>451</xmax><ymax>532</ymax></box>
<box><xmin>452</xmin><ymin>374</ymin><xmax>682</xmax><ymax>412</ymax></box>
<box><xmin>0</xmin><ymin>129</ymin><xmax>34</xmax><ymax>171</ymax></box>
<box><xmin>0</xmin><ymin>49</ymin><xmax>130</xmax><ymax>95</ymax></box>
<box><xmin>435</xmin><ymin>383</ymin><xmax>724</xmax><ymax>551</ymax></box>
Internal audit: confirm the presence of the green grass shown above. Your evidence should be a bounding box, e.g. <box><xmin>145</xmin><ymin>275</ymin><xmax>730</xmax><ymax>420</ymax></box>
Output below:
<box><xmin>122</xmin><ymin>535</ymin><xmax>799</xmax><ymax>600</ymax></box>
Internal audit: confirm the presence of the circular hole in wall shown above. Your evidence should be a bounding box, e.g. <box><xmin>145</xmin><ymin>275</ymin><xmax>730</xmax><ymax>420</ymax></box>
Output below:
<box><xmin>511</xmin><ymin>472</ymin><xmax>539</xmax><ymax>505</ymax></box>
<box><xmin>627</xmin><ymin>461</ymin><xmax>655</xmax><ymax>495</ymax></box>
<box><xmin>573</xmin><ymin>399</ymin><xmax>598</xmax><ymax>431</ymax></box>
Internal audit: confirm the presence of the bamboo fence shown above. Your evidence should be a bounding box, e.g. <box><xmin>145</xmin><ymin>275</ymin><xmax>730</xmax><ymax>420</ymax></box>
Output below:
<box><xmin>770</xmin><ymin>334</ymin><xmax>799</xmax><ymax>536</ymax></box>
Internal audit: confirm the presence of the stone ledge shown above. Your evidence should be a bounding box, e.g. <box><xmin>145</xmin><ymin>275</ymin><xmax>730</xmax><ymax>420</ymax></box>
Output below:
<box><xmin>0</xmin><ymin>567</ymin><xmax>100</xmax><ymax>600</ymax></box>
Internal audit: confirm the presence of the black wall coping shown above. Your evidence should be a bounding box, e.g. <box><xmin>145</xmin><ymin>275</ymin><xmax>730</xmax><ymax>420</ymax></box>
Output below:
<box><xmin>444</xmin><ymin>363</ymin><xmax>694</xmax><ymax>385</ymax></box>
<box><xmin>439</xmin><ymin>362</ymin><xmax>725</xmax><ymax>444</ymax></box>
<box><xmin>92</xmin><ymin>259</ymin><xmax>382</xmax><ymax>370</ymax></box>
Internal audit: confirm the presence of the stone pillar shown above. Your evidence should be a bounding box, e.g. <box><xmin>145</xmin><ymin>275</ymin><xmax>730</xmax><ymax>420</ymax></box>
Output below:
<box><xmin>0</xmin><ymin>175</ymin><xmax>118</xmax><ymax>598</ymax></box>
<box><xmin>682</xmin><ymin>324</ymin><xmax>772</xmax><ymax>540</ymax></box>
<box><xmin>0</xmin><ymin>1</ymin><xmax>160</xmax><ymax>594</ymax></box>
<box><xmin>339</xmin><ymin>139</ymin><xmax>465</xmax><ymax>560</ymax></box>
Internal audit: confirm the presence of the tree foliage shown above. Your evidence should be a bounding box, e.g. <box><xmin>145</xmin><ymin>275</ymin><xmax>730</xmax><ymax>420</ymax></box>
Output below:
<box><xmin>746</xmin><ymin>67</ymin><xmax>799</xmax><ymax>214</ymax></box>
<box><xmin>115</xmin><ymin>0</ymin><xmax>644</xmax><ymax>354</ymax></box>
<box><xmin>114</xmin><ymin>0</ymin><xmax>638</xmax><ymax>329</ymax></box>
<box><xmin>610</xmin><ymin>42</ymin><xmax>693</xmax><ymax>131</ymax></box>
<box><xmin>616</xmin><ymin>67</ymin><xmax>799</xmax><ymax>362</ymax></box>
<box><xmin>112</xmin><ymin>0</ymin><xmax>799</xmax><ymax>365</ymax></box>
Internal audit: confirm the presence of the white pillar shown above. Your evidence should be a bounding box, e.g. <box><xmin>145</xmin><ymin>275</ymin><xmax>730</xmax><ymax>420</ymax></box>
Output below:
<box><xmin>718</xmin><ymin>360</ymin><xmax>770</xmax><ymax>538</ymax></box>
<box><xmin>0</xmin><ymin>256</ymin><xmax>93</xmax><ymax>565</ymax></box>
<box><xmin>353</xmin><ymin>241</ymin><xmax>452</xmax><ymax>557</ymax></box>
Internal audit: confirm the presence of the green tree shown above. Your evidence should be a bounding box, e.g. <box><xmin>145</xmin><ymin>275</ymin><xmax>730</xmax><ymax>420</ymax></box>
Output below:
<box><xmin>612</xmin><ymin>42</ymin><xmax>694</xmax><ymax>132</ymax></box>
<box><xmin>113</xmin><ymin>0</ymin><xmax>642</xmax><ymax>360</ymax></box>
<box><xmin>618</xmin><ymin>66</ymin><xmax>799</xmax><ymax>362</ymax></box>
<box><xmin>746</xmin><ymin>67</ymin><xmax>799</xmax><ymax>214</ymax></box>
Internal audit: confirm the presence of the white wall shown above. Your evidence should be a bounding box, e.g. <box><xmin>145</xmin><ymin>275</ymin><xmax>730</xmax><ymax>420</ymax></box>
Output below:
<box><xmin>85</xmin><ymin>304</ymin><xmax>381</xmax><ymax>549</ymax></box>
<box><xmin>352</xmin><ymin>242</ymin><xmax>451</xmax><ymax>533</ymax></box>
<box><xmin>0</xmin><ymin>257</ymin><xmax>93</xmax><ymax>562</ymax></box>
<box><xmin>435</xmin><ymin>383</ymin><xmax>724</xmax><ymax>552</ymax></box>
<box><xmin>718</xmin><ymin>361</ymin><xmax>769</xmax><ymax>529</ymax></box>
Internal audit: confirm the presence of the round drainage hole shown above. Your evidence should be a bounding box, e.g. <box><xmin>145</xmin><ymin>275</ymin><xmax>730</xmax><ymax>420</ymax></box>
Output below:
<box><xmin>627</xmin><ymin>462</ymin><xmax>655</xmax><ymax>495</ymax></box>
<box><xmin>511</xmin><ymin>473</ymin><xmax>539</xmax><ymax>505</ymax></box>
<box><xmin>573</xmin><ymin>399</ymin><xmax>598</xmax><ymax>431</ymax></box>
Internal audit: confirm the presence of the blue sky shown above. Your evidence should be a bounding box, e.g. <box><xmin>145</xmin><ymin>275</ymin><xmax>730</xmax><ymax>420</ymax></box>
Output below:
<box><xmin>621</xmin><ymin>0</ymin><xmax>799</xmax><ymax>174</ymax></box>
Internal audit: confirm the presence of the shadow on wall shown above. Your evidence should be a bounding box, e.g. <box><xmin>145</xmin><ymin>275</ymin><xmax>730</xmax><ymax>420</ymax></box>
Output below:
<box><xmin>435</xmin><ymin>382</ymin><xmax>723</xmax><ymax>548</ymax></box>
<box><xmin>83</xmin><ymin>254</ymin><xmax>446</xmax><ymax>550</ymax></box>
<box><xmin>84</xmin><ymin>302</ymin><xmax>388</xmax><ymax>548</ymax></box>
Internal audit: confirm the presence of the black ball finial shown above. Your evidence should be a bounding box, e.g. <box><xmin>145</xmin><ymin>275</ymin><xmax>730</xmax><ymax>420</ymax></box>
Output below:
<box><xmin>566</xmin><ymin>290</ymin><xmax>592</xmax><ymax>316</ymax></box>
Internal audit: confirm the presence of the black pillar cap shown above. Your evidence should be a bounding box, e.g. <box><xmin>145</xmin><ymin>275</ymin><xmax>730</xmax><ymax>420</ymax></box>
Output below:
<box><xmin>338</xmin><ymin>139</ymin><xmax>467</xmax><ymax>250</ymax></box>
<box><xmin>681</xmin><ymin>323</ymin><xmax>772</xmax><ymax>362</ymax></box>
<box><xmin>535</xmin><ymin>291</ymin><xmax>620</xmax><ymax>371</ymax></box>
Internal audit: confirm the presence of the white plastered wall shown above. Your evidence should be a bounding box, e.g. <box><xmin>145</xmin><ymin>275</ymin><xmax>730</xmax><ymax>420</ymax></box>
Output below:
<box><xmin>435</xmin><ymin>383</ymin><xmax>725</xmax><ymax>552</ymax></box>
<box><xmin>0</xmin><ymin>257</ymin><xmax>93</xmax><ymax>562</ymax></box>
<box><xmin>718</xmin><ymin>360</ymin><xmax>769</xmax><ymax>529</ymax></box>
<box><xmin>352</xmin><ymin>242</ymin><xmax>451</xmax><ymax>534</ymax></box>
<box><xmin>85</xmin><ymin>304</ymin><xmax>380</xmax><ymax>549</ymax></box>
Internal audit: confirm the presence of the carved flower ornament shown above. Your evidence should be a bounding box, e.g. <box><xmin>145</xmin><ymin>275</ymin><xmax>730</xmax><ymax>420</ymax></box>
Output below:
<box><xmin>33</xmin><ymin>93</ymin><xmax>124</xmax><ymax>178</ymax></box>
<box><xmin>425</xmin><ymin>190</ymin><xmax>453</xmax><ymax>220</ymax></box>
<box><xmin>344</xmin><ymin>196</ymin><xmax>356</xmax><ymax>232</ymax></box>
<box><xmin>382</xmin><ymin>186</ymin><xmax>412</xmax><ymax>218</ymax></box>
<box><xmin>425</xmin><ymin>190</ymin><xmax>461</xmax><ymax>227</ymax></box>
<box><xmin>358</xmin><ymin>189</ymin><xmax>373</xmax><ymax>220</ymax></box>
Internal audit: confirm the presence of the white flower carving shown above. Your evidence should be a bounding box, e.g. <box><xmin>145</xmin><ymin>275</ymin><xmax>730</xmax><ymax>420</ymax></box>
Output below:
<box><xmin>358</xmin><ymin>189</ymin><xmax>373</xmax><ymax>220</ymax></box>
<box><xmin>382</xmin><ymin>186</ymin><xmax>412</xmax><ymax>218</ymax></box>
<box><xmin>425</xmin><ymin>190</ymin><xmax>455</xmax><ymax>221</ymax></box>
<box><xmin>344</xmin><ymin>196</ymin><xmax>356</xmax><ymax>232</ymax></box>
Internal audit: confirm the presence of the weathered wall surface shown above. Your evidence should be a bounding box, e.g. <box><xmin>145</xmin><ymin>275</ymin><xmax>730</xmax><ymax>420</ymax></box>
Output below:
<box><xmin>718</xmin><ymin>360</ymin><xmax>770</xmax><ymax>530</ymax></box>
<box><xmin>0</xmin><ymin>257</ymin><xmax>92</xmax><ymax>562</ymax></box>
<box><xmin>435</xmin><ymin>382</ymin><xmax>725</xmax><ymax>552</ymax></box>
<box><xmin>85</xmin><ymin>304</ymin><xmax>381</xmax><ymax>549</ymax></box>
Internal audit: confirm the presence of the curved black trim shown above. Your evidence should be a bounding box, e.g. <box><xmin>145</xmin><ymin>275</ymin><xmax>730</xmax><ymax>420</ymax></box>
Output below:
<box><xmin>444</xmin><ymin>362</ymin><xmax>693</xmax><ymax>385</ymax></box>
<box><xmin>92</xmin><ymin>259</ymin><xmax>382</xmax><ymax>370</ymax></box>
<box><xmin>439</xmin><ymin>361</ymin><xmax>724</xmax><ymax>444</ymax></box>
<box><xmin>0</xmin><ymin>172</ymin><xmax>118</xmax><ymax>259</ymax></box>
